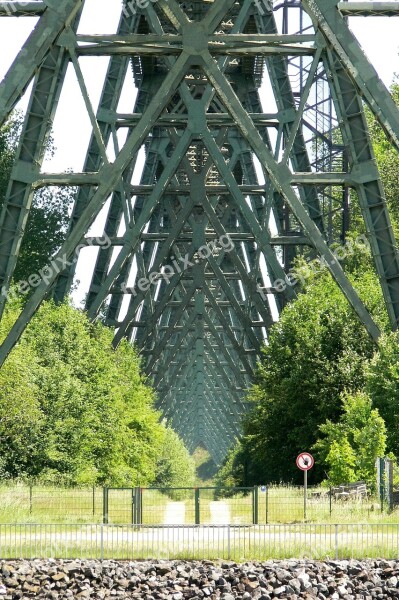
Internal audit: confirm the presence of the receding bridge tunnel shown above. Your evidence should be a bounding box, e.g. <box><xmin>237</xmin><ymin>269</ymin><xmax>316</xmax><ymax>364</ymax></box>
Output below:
<box><xmin>0</xmin><ymin>0</ymin><xmax>399</xmax><ymax>466</ymax></box>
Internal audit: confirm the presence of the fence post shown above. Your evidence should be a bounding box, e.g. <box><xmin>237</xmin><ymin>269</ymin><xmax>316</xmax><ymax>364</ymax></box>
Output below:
<box><xmin>387</xmin><ymin>459</ymin><xmax>394</xmax><ymax>511</ymax></box>
<box><xmin>195</xmin><ymin>488</ymin><xmax>200</xmax><ymax>525</ymax></box>
<box><xmin>100</xmin><ymin>523</ymin><xmax>104</xmax><ymax>560</ymax></box>
<box><xmin>29</xmin><ymin>485</ymin><xmax>33</xmax><ymax>515</ymax></box>
<box><xmin>253</xmin><ymin>486</ymin><xmax>259</xmax><ymax>525</ymax></box>
<box><xmin>227</xmin><ymin>525</ymin><xmax>231</xmax><ymax>560</ymax></box>
<box><xmin>103</xmin><ymin>488</ymin><xmax>108</xmax><ymax>524</ymax></box>
<box><xmin>138</xmin><ymin>488</ymin><xmax>143</xmax><ymax>525</ymax></box>
<box><xmin>92</xmin><ymin>486</ymin><xmax>95</xmax><ymax>517</ymax></box>
<box><xmin>329</xmin><ymin>486</ymin><xmax>332</xmax><ymax>517</ymax></box>
<box><xmin>335</xmin><ymin>524</ymin><xmax>339</xmax><ymax>560</ymax></box>
<box><xmin>266</xmin><ymin>487</ymin><xmax>269</xmax><ymax>524</ymax></box>
<box><xmin>377</xmin><ymin>457</ymin><xmax>385</xmax><ymax>512</ymax></box>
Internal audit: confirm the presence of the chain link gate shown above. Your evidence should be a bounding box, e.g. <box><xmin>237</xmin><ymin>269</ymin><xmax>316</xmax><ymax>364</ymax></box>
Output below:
<box><xmin>102</xmin><ymin>487</ymin><xmax>258</xmax><ymax>525</ymax></box>
<box><xmin>103</xmin><ymin>488</ymin><xmax>142</xmax><ymax>525</ymax></box>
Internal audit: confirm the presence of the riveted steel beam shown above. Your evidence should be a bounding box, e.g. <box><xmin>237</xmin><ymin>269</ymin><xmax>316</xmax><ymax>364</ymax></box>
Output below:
<box><xmin>302</xmin><ymin>0</ymin><xmax>399</xmax><ymax>152</ymax></box>
<box><xmin>0</xmin><ymin>2</ymin><xmax>46</xmax><ymax>15</ymax></box>
<box><xmin>0</xmin><ymin>0</ymin><xmax>82</xmax><ymax>127</ymax></box>
<box><xmin>338</xmin><ymin>2</ymin><xmax>399</xmax><ymax>16</ymax></box>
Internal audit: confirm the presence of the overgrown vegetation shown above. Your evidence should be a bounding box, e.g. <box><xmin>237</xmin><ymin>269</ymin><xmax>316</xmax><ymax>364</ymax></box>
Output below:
<box><xmin>0</xmin><ymin>299</ymin><xmax>195</xmax><ymax>487</ymax></box>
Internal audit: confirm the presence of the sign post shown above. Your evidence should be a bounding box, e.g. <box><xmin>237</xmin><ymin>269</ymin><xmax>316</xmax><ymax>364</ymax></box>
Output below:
<box><xmin>296</xmin><ymin>452</ymin><xmax>314</xmax><ymax>520</ymax></box>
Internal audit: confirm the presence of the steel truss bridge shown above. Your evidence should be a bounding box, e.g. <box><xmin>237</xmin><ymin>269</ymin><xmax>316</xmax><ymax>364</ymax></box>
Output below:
<box><xmin>0</xmin><ymin>0</ymin><xmax>399</xmax><ymax>463</ymax></box>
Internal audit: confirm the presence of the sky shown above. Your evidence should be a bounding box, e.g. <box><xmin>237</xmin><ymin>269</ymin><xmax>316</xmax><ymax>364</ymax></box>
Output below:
<box><xmin>0</xmin><ymin>1</ymin><xmax>398</xmax><ymax>307</ymax></box>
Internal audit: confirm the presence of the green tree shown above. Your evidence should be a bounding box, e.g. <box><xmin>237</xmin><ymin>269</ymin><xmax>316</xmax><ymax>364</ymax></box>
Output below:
<box><xmin>154</xmin><ymin>427</ymin><xmax>196</xmax><ymax>489</ymax></box>
<box><xmin>0</xmin><ymin>299</ymin><xmax>173</xmax><ymax>486</ymax></box>
<box><xmin>323</xmin><ymin>439</ymin><xmax>357</xmax><ymax>486</ymax></box>
<box><xmin>248</xmin><ymin>276</ymin><xmax>379</xmax><ymax>482</ymax></box>
<box><xmin>0</xmin><ymin>341</ymin><xmax>45</xmax><ymax>479</ymax></box>
<box><xmin>24</xmin><ymin>300</ymin><xmax>166</xmax><ymax>486</ymax></box>
<box><xmin>214</xmin><ymin>441</ymin><xmax>246</xmax><ymax>490</ymax></box>
<box><xmin>367</xmin><ymin>331</ymin><xmax>399</xmax><ymax>456</ymax></box>
<box><xmin>313</xmin><ymin>391</ymin><xmax>387</xmax><ymax>486</ymax></box>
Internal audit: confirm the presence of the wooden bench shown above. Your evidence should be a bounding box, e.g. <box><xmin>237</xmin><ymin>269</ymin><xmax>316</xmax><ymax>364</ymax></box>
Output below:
<box><xmin>331</xmin><ymin>481</ymin><xmax>368</xmax><ymax>500</ymax></box>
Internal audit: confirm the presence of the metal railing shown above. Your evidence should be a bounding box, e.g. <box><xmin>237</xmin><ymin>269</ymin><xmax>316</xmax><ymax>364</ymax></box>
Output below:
<box><xmin>1</xmin><ymin>523</ymin><xmax>399</xmax><ymax>560</ymax></box>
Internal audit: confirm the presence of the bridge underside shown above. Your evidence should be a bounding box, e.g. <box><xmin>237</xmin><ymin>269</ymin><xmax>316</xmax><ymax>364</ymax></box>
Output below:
<box><xmin>0</xmin><ymin>1</ymin><xmax>399</xmax><ymax>463</ymax></box>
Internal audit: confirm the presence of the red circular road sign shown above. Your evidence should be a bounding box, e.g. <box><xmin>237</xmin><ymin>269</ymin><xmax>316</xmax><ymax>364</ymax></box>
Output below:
<box><xmin>296</xmin><ymin>452</ymin><xmax>314</xmax><ymax>471</ymax></box>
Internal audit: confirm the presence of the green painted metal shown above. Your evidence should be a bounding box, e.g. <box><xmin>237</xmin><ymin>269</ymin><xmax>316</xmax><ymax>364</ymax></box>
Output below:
<box><xmin>0</xmin><ymin>0</ymin><xmax>82</xmax><ymax>127</ymax></box>
<box><xmin>0</xmin><ymin>0</ymin><xmax>399</xmax><ymax>462</ymax></box>
<box><xmin>0</xmin><ymin>44</ymin><xmax>72</xmax><ymax>317</ymax></box>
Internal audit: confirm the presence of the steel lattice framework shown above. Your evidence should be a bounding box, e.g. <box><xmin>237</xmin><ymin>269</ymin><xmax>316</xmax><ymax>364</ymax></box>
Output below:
<box><xmin>0</xmin><ymin>0</ymin><xmax>399</xmax><ymax>462</ymax></box>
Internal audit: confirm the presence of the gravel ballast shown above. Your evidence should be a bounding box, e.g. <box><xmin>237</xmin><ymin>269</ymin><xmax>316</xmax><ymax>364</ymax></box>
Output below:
<box><xmin>1</xmin><ymin>558</ymin><xmax>399</xmax><ymax>599</ymax></box>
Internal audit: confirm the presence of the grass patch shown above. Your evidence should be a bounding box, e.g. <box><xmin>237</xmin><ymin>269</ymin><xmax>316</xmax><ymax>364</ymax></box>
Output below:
<box><xmin>1</xmin><ymin>523</ymin><xmax>399</xmax><ymax>560</ymax></box>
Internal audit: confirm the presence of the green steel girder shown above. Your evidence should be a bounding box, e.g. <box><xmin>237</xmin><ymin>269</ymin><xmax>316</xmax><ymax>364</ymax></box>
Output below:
<box><xmin>203</xmin><ymin>335</ymin><xmax>248</xmax><ymax>396</ymax></box>
<box><xmin>202</xmin><ymin>131</ymin><xmax>295</xmax><ymax>300</ymax></box>
<box><xmin>175</xmin><ymin>369</ymin><xmax>243</xmax><ymax>435</ymax></box>
<box><xmin>173</xmin><ymin>405</ymin><xmax>238</xmax><ymax>454</ymax></box>
<box><xmin>152</xmin><ymin>283</ymin><xmax>254</xmax><ymax>388</ymax></box>
<box><xmin>106</xmin><ymin>124</ymin><xmax>179</xmax><ymax>326</ymax></box>
<box><xmin>303</xmin><ymin>0</ymin><xmax>399</xmax><ymax>152</ymax></box>
<box><xmin>0</xmin><ymin>41</ymin><xmax>72</xmax><ymax>316</ymax></box>
<box><xmin>201</xmin><ymin>50</ymin><xmax>381</xmax><ymax>341</ymax></box>
<box><xmin>323</xmin><ymin>46</ymin><xmax>399</xmax><ymax>329</ymax></box>
<box><xmin>73</xmin><ymin>37</ymin><xmax>316</xmax><ymax>57</ymax></box>
<box><xmin>203</xmin><ymin>285</ymin><xmax>256</xmax><ymax>373</ymax></box>
<box><xmin>165</xmin><ymin>369</ymin><xmax>242</xmax><ymax>438</ymax></box>
<box><xmin>86</xmin><ymin>129</ymin><xmax>194</xmax><ymax>320</ymax></box>
<box><xmin>112</xmin><ymin>198</ymin><xmax>203</xmax><ymax>345</ymax></box>
<box><xmin>145</xmin><ymin>282</ymin><xmax>199</xmax><ymax>372</ymax></box>
<box><xmin>338</xmin><ymin>2</ymin><xmax>399</xmax><ymax>16</ymax></box>
<box><xmin>118</xmin><ymin>142</ymin><xmax>272</xmax><ymax>360</ymax></box>
<box><xmin>0</xmin><ymin>0</ymin><xmax>82</xmax><ymax>127</ymax></box>
<box><xmin>0</xmin><ymin>50</ymin><xmax>193</xmax><ymax>361</ymax></box>
<box><xmin>194</xmin><ymin>194</ymin><xmax>275</xmax><ymax>327</ymax></box>
<box><xmin>1</xmin><ymin>0</ymin><xmax>399</xmax><ymax>462</ymax></box>
<box><xmin>54</xmin><ymin>11</ymin><xmax>153</xmax><ymax>303</ymax></box>
<box><xmin>207</xmin><ymin>254</ymin><xmax>265</xmax><ymax>347</ymax></box>
<box><xmin>159</xmin><ymin>333</ymin><xmax>248</xmax><ymax>407</ymax></box>
<box><xmin>0</xmin><ymin>2</ymin><xmax>46</xmax><ymax>16</ymax></box>
<box><xmin>255</xmin><ymin>5</ymin><xmax>325</xmax><ymax>235</ymax></box>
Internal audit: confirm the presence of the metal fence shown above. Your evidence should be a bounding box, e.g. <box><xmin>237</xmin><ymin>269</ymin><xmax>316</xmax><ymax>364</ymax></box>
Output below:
<box><xmin>105</xmin><ymin>487</ymin><xmax>258</xmax><ymax>525</ymax></box>
<box><xmin>1</xmin><ymin>523</ymin><xmax>399</xmax><ymax>560</ymax></box>
<box><xmin>0</xmin><ymin>484</ymin><xmax>385</xmax><ymax>525</ymax></box>
<box><xmin>0</xmin><ymin>485</ymin><xmax>102</xmax><ymax>522</ymax></box>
